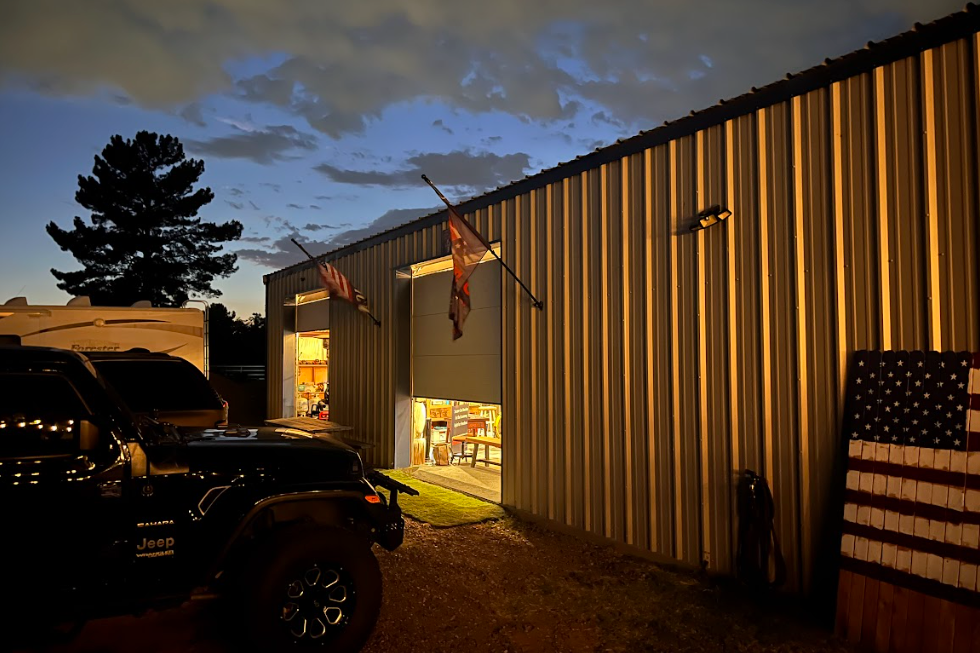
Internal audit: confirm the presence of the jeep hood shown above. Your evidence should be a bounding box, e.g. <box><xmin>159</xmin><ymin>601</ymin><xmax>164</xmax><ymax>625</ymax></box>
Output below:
<box><xmin>179</xmin><ymin>426</ymin><xmax>364</xmax><ymax>479</ymax></box>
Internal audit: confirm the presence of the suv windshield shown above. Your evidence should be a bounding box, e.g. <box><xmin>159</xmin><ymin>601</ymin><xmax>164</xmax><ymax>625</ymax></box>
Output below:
<box><xmin>91</xmin><ymin>359</ymin><xmax>223</xmax><ymax>412</ymax></box>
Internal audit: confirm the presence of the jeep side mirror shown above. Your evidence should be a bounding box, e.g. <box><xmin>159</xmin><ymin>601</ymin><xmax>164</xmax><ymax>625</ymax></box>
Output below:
<box><xmin>79</xmin><ymin>420</ymin><xmax>100</xmax><ymax>451</ymax></box>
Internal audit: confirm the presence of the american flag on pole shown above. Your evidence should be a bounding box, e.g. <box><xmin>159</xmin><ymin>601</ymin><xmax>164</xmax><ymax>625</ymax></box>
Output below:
<box><xmin>316</xmin><ymin>259</ymin><xmax>372</xmax><ymax>317</ymax></box>
<box><xmin>837</xmin><ymin>350</ymin><xmax>980</xmax><ymax>644</ymax></box>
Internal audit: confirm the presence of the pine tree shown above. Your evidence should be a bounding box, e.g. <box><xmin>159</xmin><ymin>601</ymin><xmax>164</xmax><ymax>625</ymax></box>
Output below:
<box><xmin>208</xmin><ymin>303</ymin><xmax>267</xmax><ymax>366</ymax></box>
<box><xmin>46</xmin><ymin>131</ymin><xmax>243</xmax><ymax>307</ymax></box>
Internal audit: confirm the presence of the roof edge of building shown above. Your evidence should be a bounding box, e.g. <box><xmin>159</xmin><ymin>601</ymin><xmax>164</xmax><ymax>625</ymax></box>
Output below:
<box><xmin>265</xmin><ymin>2</ymin><xmax>980</xmax><ymax>281</ymax></box>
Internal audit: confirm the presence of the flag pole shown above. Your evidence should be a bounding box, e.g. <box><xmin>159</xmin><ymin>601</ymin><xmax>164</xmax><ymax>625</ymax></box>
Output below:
<box><xmin>290</xmin><ymin>238</ymin><xmax>382</xmax><ymax>327</ymax></box>
<box><xmin>421</xmin><ymin>174</ymin><xmax>544</xmax><ymax>311</ymax></box>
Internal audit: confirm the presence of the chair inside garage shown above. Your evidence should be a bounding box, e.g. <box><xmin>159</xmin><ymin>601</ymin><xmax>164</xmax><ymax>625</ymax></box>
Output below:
<box><xmin>450</xmin><ymin>417</ymin><xmax>489</xmax><ymax>465</ymax></box>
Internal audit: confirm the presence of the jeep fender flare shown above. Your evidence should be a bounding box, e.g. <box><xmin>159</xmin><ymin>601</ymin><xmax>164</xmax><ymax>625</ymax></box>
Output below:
<box><xmin>208</xmin><ymin>489</ymin><xmax>369</xmax><ymax>582</ymax></box>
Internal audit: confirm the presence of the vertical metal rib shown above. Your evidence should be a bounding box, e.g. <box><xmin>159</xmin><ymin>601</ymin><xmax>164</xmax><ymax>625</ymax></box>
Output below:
<box><xmin>724</xmin><ymin>118</ymin><xmax>741</xmax><ymax>547</ymax></box>
<box><xmin>874</xmin><ymin>67</ymin><xmax>893</xmax><ymax>350</ymax></box>
<box><xmin>563</xmin><ymin>178</ymin><xmax>574</xmax><ymax>525</ymax></box>
<box><xmin>669</xmin><ymin>140</ymin><xmax>683</xmax><ymax>559</ymax></box>
<box><xmin>643</xmin><ymin>148</ymin><xmax>659</xmax><ymax>553</ymax></box>
<box><xmin>922</xmin><ymin>48</ymin><xmax>943</xmax><ymax>352</ymax></box>
<box><xmin>695</xmin><ymin>130</ymin><xmax>711</xmax><ymax>567</ymax></box>
<box><xmin>581</xmin><ymin>172</ymin><xmax>592</xmax><ymax>532</ymax></box>
<box><xmin>529</xmin><ymin>189</ymin><xmax>539</xmax><ymax>515</ymax></box>
<box><xmin>546</xmin><ymin>183</ymin><xmax>556</xmax><ymax>521</ymax></box>
<box><xmin>757</xmin><ymin>108</ymin><xmax>775</xmax><ymax>485</ymax></box>
<box><xmin>600</xmin><ymin>164</ymin><xmax>613</xmax><ymax>538</ymax></box>
<box><xmin>621</xmin><ymin>155</ymin><xmax>635</xmax><ymax>546</ymax></box>
<box><xmin>831</xmin><ymin>82</ymin><xmax>850</xmax><ymax>425</ymax></box>
<box><xmin>792</xmin><ymin>95</ymin><xmax>812</xmax><ymax>591</ymax></box>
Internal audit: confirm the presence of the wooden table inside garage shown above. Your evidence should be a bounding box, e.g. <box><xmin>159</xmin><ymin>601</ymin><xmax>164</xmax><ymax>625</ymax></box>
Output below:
<box><xmin>457</xmin><ymin>435</ymin><xmax>501</xmax><ymax>467</ymax></box>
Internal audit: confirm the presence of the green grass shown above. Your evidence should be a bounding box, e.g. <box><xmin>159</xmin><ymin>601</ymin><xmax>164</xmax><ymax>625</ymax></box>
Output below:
<box><xmin>374</xmin><ymin>469</ymin><xmax>506</xmax><ymax>528</ymax></box>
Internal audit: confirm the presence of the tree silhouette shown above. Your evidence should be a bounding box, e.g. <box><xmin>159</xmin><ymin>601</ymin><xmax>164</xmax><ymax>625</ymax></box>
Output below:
<box><xmin>208</xmin><ymin>303</ymin><xmax>266</xmax><ymax>366</ymax></box>
<box><xmin>46</xmin><ymin>131</ymin><xmax>243</xmax><ymax>307</ymax></box>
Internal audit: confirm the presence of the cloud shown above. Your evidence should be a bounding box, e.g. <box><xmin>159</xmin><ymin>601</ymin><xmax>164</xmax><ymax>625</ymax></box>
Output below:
<box><xmin>323</xmin><ymin>208</ymin><xmax>437</xmax><ymax>249</ymax></box>
<box><xmin>260</xmin><ymin>182</ymin><xmax>282</xmax><ymax>192</ymax></box>
<box><xmin>0</xmin><ymin>1</ymin><xmax>961</xmax><ymax>138</ymax></box>
<box><xmin>178</xmin><ymin>102</ymin><xmax>207</xmax><ymax>126</ymax></box>
<box><xmin>237</xmin><ymin>231</ymin><xmax>341</xmax><ymax>269</ymax></box>
<box><xmin>261</xmin><ymin>215</ymin><xmax>307</xmax><ymax>234</ymax></box>
<box><xmin>249</xmin><ymin>200</ymin><xmax>260</xmax><ymax>210</ymax></box>
<box><xmin>216</xmin><ymin>116</ymin><xmax>257</xmax><ymax>132</ymax></box>
<box><xmin>310</xmin><ymin>204</ymin><xmax>321</xmax><ymax>210</ymax></box>
<box><xmin>287</xmin><ymin>203</ymin><xmax>305</xmax><ymax>209</ymax></box>
<box><xmin>225</xmin><ymin>200</ymin><xmax>244</xmax><ymax>210</ymax></box>
<box><xmin>433</xmin><ymin>119</ymin><xmax>453</xmax><ymax>135</ymax></box>
<box><xmin>234</xmin><ymin>245</ymin><xmax>298</xmax><ymax>269</ymax></box>
<box><xmin>184</xmin><ymin>124</ymin><xmax>318</xmax><ymax>164</ymax></box>
<box><xmin>314</xmin><ymin>150</ymin><xmax>530</xmax><ymax>194</ymax></box>
<box><xmin>312</xmin><ymin>192</ymin><xmax>360</xmax><ymax>202</ymax></box>
<box><xmin>240</xmin><ymin>235</ymin><xmax>271</xmax><ymax>243</ymax></box>
<box><xmin>590</xmin><ymin>110</ymin><xmax>624</xmax><ymax>128</ymax></box>
<box><xmin>236</xmin><ymin>206</ymin><xmax>440</xmax><ymax>268</ymax></box>
<box><xmin>226</xmin><ymin>187</ymin><xmax>245</xmax><ymax>197</ymax></box>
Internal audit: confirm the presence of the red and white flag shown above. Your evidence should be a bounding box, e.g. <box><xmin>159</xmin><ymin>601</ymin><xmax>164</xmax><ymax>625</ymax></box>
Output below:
<box><xmin>317</xmin><ymin>259</ymin><xmax>372</xmax><ymax>317</ymax></box>
<box><xmin>447</xmin><ymin>206</ymin><xmax>490</xmax><ymax>340</ymax></box>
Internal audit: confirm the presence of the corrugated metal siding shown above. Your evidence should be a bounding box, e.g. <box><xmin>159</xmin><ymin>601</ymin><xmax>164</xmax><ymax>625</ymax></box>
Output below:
<box><xmin>266</xmin><ymin>32</ymin><xmax>980</xmax><ymax>592</ymax></box>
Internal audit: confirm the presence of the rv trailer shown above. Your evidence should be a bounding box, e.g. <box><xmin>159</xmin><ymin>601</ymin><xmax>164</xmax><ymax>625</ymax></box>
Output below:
<box><xmin>0</xmin><ymin>297</ymin><xmax>207</xmax><ymax>373</ymax></box>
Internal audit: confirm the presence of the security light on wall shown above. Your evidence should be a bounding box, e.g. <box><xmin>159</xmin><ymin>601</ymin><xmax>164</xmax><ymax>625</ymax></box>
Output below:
<box><xmin>690</xmin><ymin>205</ymin><xmax>732</xmax><ymax>232</ymax></box>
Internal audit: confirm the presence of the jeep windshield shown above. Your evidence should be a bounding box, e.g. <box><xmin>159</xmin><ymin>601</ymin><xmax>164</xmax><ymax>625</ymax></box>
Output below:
<box><xmin>89</xmin><ymin>359</ymin><xmax>224</xmax><ymax>414</ymax></box>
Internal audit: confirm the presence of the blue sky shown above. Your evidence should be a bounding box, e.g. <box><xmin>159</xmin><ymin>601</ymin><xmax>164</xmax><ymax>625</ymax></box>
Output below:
<box><xmin>0</xmin><ymin>0</ymin><xmax>964</xmax><ymax>317</ymax></box>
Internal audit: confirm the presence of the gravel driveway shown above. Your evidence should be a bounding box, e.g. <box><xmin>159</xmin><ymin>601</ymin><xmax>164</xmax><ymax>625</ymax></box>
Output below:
<box><xmin>36</xmin><ymin>517</ymin><xmax>853</xmax><ymax>653</ymax></box>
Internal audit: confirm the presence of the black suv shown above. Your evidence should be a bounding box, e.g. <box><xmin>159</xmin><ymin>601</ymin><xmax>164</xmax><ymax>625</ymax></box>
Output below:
<box><xmin>0</xmin><ymin>345</ymin><xmax>416</xmax><ymax>652</ymax></box>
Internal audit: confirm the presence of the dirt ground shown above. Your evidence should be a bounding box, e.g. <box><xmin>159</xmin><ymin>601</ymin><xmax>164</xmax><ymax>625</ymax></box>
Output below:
<box><xmin>32</xmin><ymin>517</ymin><xmax>854</xmax><ymax>653</ymax></box>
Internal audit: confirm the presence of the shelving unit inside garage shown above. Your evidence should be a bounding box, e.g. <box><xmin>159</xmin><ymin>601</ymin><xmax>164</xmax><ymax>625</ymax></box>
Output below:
<box><xmin>296</xmin><ymin>332</ymin><xmax>329</xmax><ymax>418</ymax></box>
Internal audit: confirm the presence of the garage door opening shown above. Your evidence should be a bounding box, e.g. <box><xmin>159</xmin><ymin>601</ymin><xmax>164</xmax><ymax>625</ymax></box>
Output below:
<box><xmin>280</xmin><ymin>290</ymin><xmax>332</xmax><ymax>421</ymax></box>
<box><xmin>409</xmin><ymin>396</ymin><xmax>501</xmax><ymax>502</ymax></box>
<box><xmin>295</xmin><ymin>330</ymin><xmax>329</xmax><ymax>419</ymax></box>
<box><xmin>405</xmin><ymin>248</ymin><xmax>501</xmax><ymax>503</ymax></box>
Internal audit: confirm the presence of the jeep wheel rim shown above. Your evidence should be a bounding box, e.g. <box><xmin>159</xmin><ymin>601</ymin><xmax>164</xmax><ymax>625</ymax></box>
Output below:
<box><xmin>281</xmin><ymin>564</ymin><xmax>355</xmax><ymax>642</ymax></box>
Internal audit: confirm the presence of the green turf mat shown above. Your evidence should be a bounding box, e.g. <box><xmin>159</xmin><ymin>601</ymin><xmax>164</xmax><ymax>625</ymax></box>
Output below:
<box><xmin>374</xmin><ymin>469</ymin><xmax>506</xmax><ymax>528</ymax></box>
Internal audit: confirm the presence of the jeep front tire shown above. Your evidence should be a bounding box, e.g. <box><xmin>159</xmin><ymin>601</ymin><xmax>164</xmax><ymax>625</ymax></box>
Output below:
<box><xmin>239</xmin><ymin>525</ymin><xmax>382</xmax><ymax>652</ymax></box>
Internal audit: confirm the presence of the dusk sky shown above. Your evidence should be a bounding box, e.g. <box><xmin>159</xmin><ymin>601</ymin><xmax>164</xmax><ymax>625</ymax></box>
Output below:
<box><xmin>0</xmin><ymin>0</ymin><xmax>964</xmax><ymax>317</ymax></box>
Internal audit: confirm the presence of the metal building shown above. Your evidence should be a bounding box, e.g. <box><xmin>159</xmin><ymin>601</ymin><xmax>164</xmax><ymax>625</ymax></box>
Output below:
<box><xmin>264</xmin><ymin>6</ymin><xmax>980</xmax><ymax>595</ymax></box>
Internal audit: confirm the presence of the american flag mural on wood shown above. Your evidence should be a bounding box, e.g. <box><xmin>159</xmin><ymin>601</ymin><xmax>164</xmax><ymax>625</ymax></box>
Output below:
<box><xmin>836</xmin><ymin>350</ymin><xmax>980</xmax><ymax>653</ymax></box>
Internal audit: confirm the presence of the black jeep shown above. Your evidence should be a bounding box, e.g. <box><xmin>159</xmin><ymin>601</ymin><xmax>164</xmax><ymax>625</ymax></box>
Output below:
<box><xmin>0</xmin><ymin>345</ymin><xmax>415</xmax><ymax>652</ymax></box>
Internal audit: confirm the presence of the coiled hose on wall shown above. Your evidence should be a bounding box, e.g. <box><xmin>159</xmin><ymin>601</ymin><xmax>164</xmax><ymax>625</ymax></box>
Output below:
<box><xmin>735</xmin><ymin>469</ymin><xmax>787</xmax><ymax>590</ymax></box>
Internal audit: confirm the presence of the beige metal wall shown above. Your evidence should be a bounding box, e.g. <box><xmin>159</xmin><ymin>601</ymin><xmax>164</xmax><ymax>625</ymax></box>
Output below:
<box><xmin>266</xmin><ymin>32</ymin><xmax>980</xmax><ymax>593</ymax></box>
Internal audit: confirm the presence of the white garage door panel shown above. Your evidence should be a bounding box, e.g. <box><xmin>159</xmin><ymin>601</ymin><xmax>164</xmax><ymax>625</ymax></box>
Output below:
<box><xmin>412</xmin><ymin>354</ymin><xmax>501</xmax><ymax>404</ymax></box>
<box><xmin>296</xmin><ymin>299</ymin><xmax>330</xmax><ymax>332</ymax></box>
<box><xmin>412</xmin><ymin>262</ymin><xmax>500</xmax><ymax>404</ymax></box>
<box><xmin>413</xmin><ymin>262</ymin><xmax>500</xmax><ymax>314</ymax></box>
<box><xmin>412</xmin><ymin>307</ymin><xmax>500</xmax><ymax>357</ymax></box>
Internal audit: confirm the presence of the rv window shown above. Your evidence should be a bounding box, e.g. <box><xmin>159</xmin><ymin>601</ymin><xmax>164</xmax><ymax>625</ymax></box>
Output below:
<box><xmin>92</xmin><ymin>360</ymin><xmax>222</xmax><ymax>412</ymax></box>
